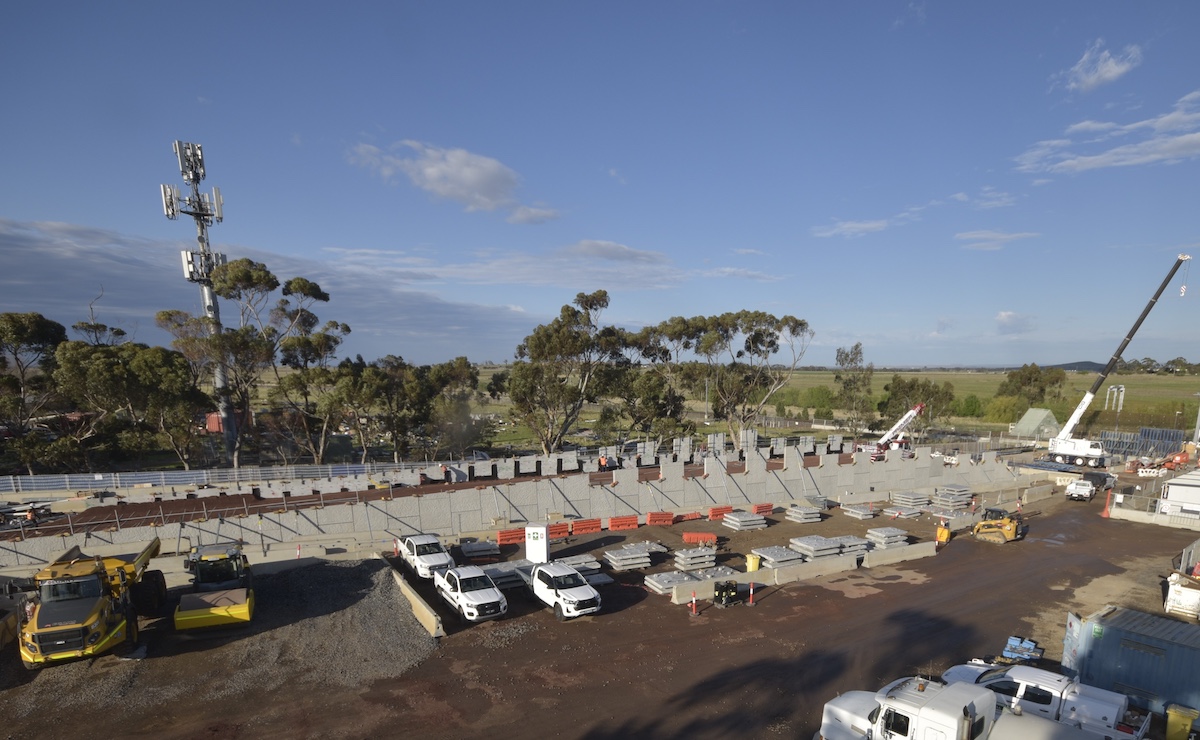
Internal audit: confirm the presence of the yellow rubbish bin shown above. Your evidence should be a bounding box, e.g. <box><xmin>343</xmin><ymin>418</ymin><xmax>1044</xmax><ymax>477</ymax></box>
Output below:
<box><xmin>746</xmin><ymin>553</ymin><xmax>761</xmax><ymax>572</ymax></box>
<box><xmin>1166</xmin><ymin>704</ymin><xmax>1199</xmax><ymax>740</ymax></box>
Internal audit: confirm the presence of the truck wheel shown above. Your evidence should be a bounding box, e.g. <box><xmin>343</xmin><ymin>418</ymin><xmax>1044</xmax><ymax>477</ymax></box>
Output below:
<box><xmin>1075</xmin><ymin>457</ymin><xmax>1085</xmax><ymax>466</ymax></box>
<box><xmin>132</xmin><ymin>570</ymin><xmax>167</xmax><ymax>617</ymax></box>
<box><xmin>457</xmin><ymin>606</ymin><xmax>467</xmax><ymax>624</ymax></box>
<box><xmin>554</xmin><ymin>603</ymin><xmax>566</xmax><ymax>622</ymax></box>
<box><xmin>126</xmin><ymin>610</ymin><xmax>139</xmax><ymax>646</ymax></box>
<box><xmin>1054</xmin><ymin>455</ymin><xmax>1065</xmax><ymax>463</ymax></box>
<box><xmin>22</xmin><ymin>660</ymin><xmax>40</xmax><ymax>671</ymax></box>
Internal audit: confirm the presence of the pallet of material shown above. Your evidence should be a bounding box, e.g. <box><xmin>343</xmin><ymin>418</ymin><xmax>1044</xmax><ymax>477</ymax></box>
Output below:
<box><xmin>866</xmin><ymin>527</ymin><xmax>910</xmax><ymax>549</ymax></box>
<box><xmin>721</xmin><ymin>511</ymin><xmax>768</xmax><ymax>531</ymax></box>
<box><xmin>554</xmin><ymin>554</ymin><xmax>603</xmax><ymax>576</ymax></box>
<box><xmin>840</xmin><ymin>503</ymin><xmax>877</xmax><ymax>520</ymax></box>
<box><xmin>785</xmin><ymin>505</ymin><xmax>823</xmax><ymax>524</ymax></box>
<box><xmin>752</xmin><ymin>545</ymin><xmax>806</xmax><ymax>567</ymax></box>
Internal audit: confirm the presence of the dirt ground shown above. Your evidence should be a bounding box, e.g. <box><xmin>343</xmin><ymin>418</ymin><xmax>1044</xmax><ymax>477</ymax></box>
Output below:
<box><xmin>1</xmin><ymin>484</ymin><xmax>1196</xmax><ymax>740</ymax></box>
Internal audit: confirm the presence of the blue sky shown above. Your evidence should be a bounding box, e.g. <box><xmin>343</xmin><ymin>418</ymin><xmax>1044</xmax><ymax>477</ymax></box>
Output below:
<box><xmin>3</xmin><ymin>2</ymin><xmax>1199</xmax><ymax>369</ymax></box>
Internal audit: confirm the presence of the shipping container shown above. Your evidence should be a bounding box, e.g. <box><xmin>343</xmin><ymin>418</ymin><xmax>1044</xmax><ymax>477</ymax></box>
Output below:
<box><xmin>1062</xmin><ymin>605</ymin><xmax>1200</xmax><ymax>721</ymax></box>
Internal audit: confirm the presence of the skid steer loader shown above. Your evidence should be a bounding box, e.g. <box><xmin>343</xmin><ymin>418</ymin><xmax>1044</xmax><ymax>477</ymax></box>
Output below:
<box><xmin>971</xmin><ymin>508</ymin><xmax>1027</xmax><ymax>545</ymax></box>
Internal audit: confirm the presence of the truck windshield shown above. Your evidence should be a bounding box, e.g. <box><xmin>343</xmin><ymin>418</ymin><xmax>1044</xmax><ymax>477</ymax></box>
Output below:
<box><xmin>40</xmin><ymin>576</ymin><xmax>103</xmax><ymax>603</ymax></box>
<box><xmin>415</xmin><ymin>543</ymin><xmax>444</xmax><ymax>556</ymax></box>
<box><xmin>196</xmin><ymin>559</ymin><xmax>239</xmax><ymax>583</ymax></box>
<box><xmin>553</xmin><ymin>573</ymin><xmax>586</xmax><ymax>589</ymax></box>
<box><xmin>460</xmin><ymin>576</ymin><xmax>492</xmax><ymax>592</ymax></box>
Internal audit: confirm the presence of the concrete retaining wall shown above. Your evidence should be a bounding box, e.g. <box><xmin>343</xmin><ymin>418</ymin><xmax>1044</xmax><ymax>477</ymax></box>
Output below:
<box><xmin>391</xmin><ymin>565</ymin><xmax>445</xmax><ymax>638</ymax></box>
<box><xmin>0</xmin><ymin>440</ymin><xmax>1022</xmax><ymax>569</ymax></box>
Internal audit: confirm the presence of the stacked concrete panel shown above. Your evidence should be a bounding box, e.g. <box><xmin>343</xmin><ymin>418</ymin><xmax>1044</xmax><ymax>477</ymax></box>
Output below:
<box><xmin>840</xmin><ymin>503</ymin><xmax>877</xmax><ymax>520</ymax></box>
<box><xmin>645</xmin><ymin>570</ymin><xmax>697</xmax><ymax>595</ymax></box>
<box><xmin>722</xmin><ymin>510</ymin><xmax>768</xmax><ymax>531</ymax></box>
<box><xmin>603</xmin><ymin>541</ymin><xmax>668</xmax><ymax>571</ymax></box>
<box><xmin>674</xmin><ymin>547</ymin><xmax>718</xmax><ymax>571</ymax></box>
<box><xmin>751</xmin><ymin>545</ymin><xmax>806</xmax><ymax>568</ymax></box>
<box><xmin>789</xmin><ymin>535</ymin><xmax>842</xmax><ymax>560</ymax></box>
<box><xmin>866</xmin><ymin>527</ymin><xmax>910</xmax><ymax>549</ymax></box>
<box><xmin>785</xmin><ymin>505</ymin><xmax>823</xmax><ymax>524</ymax></box>
<box><xmin>830</xmin><ymin>535</ymin><xmax>869</xmax><ymax>557</ymax></box>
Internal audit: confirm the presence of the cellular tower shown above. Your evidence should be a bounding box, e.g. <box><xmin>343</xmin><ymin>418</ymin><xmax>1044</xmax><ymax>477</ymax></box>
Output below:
<box><xmin>161</xmin><ymin>141</ymin><xmax>236</xmax><ymax>462</ymax></box>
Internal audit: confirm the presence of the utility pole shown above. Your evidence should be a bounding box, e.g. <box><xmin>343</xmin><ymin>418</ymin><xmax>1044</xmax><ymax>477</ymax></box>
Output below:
<box><xmin>161</xmin><ymin>141</ymin><xmax>236</xmax><ymax>464</ymax></box>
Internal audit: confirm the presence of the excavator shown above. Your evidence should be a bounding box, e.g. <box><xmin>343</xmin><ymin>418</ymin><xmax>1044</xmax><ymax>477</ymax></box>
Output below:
<box><xmin>971</xmin><ymin>508</ymin><xmax>1027</xmax><ymax>545</ymax></box>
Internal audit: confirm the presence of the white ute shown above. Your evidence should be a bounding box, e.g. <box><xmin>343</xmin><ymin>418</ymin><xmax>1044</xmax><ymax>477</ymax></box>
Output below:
<box><xmin>397</xmin><ymin>534</ymin><xmax>454</xmax><ymax>579</ymax></box>
<box><xmin>434</xmin><ymin>566</ymin><xmax>507</xmax><ymax>623</ymax></box>
<box><xmin>520</xmin><ymin>562</ymin><xmax>601</xmax><ymax>621</ymax></box>
<box><xmin>942</xmin><ymin>661</ymin><xmax>1151</xmax><ymax>740</ymax></box>
<box><xmin>818</xmin><ymin>675</ymin><xmax>1097</xmax><ymax>740</ymax></box>
<box><xmin>1065</xmin><ymin>480</ymin><xmax>1096</xmax><ymax>502</ymax></box>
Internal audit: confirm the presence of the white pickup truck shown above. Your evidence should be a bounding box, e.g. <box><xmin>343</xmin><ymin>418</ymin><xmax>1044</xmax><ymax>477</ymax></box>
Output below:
<box><xmin>397</xmin><ymin>534</ymin><xmax>454</xmax><ymax>579</ymax></box>
<box><xmin>518</xmin><ymin>562</ymin><xmax>601</xmax><ymax>622</ymax></box>
<box><xmin>1065</xmin><ymin>480</ymin><xmax>1096</xmax><ymax>502</ymax></box>
<box><xmin>433</xmin><ymin>565</ymin><xmax>508</xmax><ymax>623</ymax></box>
<box><xmin>942</xmin><ymin>662</ymin><xmax>1151</xmax><ymax>740</ymax></box>
<box><xmin>818</xmin><ymin>675</ymin><xmax>1096</xmax><ymax>740</ymax></box>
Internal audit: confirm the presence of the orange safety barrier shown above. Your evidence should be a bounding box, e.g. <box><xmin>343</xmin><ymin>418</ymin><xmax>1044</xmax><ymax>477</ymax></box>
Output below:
<box><xmin>682</xmin><ymin>531</ymin><xmax>718</xmax><ymax>545</ymax></box>
<box><xmin>751</xmin><ymin>503</ymin><xmax>773</xmax><ymax>516</ymax></box>
<box><xmin>645</xmin><ymin>511</ymin><xmax>674</xmax><ymax>527</ymax></box>
<box><xmin>708</xmin><ymin>505</ymin><xmax>734</xmax><ymax>521</ymax></box>
<box><xmin>571</xmin><ymin>518</ymin><xmax>602</xmax><ymax>535</ymax></box>
<box><xmin>673</xmin><ymin>512</ymin><xmax>703</xmax><ymax>523</ymax></box>
<box><xmin>497</xmin><ymin>528</ymin><xmax>526</xmax><ymax>545</ymax></box>
<box><xmin>548</xmin><ymin>522</ymin><xmax>571</xmax><ymax>539</ymax></box>
<box><xmin>608</xmin><ymin>515</ymin><xmax>640</xmax><ymax>531</ymax></box>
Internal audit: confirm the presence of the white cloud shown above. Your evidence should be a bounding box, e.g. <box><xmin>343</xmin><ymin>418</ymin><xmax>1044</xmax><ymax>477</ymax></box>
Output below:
<box><xmin>734</xmin><ymin>248</ymin><xmax>766</xmax><ymax>256</ymax></box>
<box><xmin>955</xmin><ymin>230</ymin><xmax>1039</xmax><ymax>251</ymax></box>
<box><xmin>507</xmin><ymin>204</ymin><xmax>559</xmax><ymax>224</ymax></box>
<box><xmin>559</xmin><ymin>239</ymin><xmax>667</xmax><ymax>264</ymax></box>
<box><xmin>812</xmin><ymin>219</ymin><xmax>889</xmax><ymax>238</ymax></box>
<box><xmin>348</xmin><ymin>140</ymin><xmax>558</xmax><ymax>223</ymax></box>
<box><xmin>1015</xmin><ymin>91</ymin><xmax>1200</xmax><ymax>174</ymax></box>
<box><xmin>1064</xmin><ymin>39</ymin><xmax>1142</xmax><ymax>93</ymax></box>
<box><xmin>995</xmin><ymin>311</ymin><xmax>1034</xmax><ymax>335</ymax></box>
<box><xmin>703</xmin><ymin>267</ymin><xmax>783</xmax><ymax>282</ymax></box>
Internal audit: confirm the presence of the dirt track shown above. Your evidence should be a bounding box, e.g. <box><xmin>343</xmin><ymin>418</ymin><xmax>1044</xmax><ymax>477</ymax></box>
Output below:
<box><xmin>0</xmin><ymin>490</ymin><xmax>1194</xmax><ymax>740</ymax></box>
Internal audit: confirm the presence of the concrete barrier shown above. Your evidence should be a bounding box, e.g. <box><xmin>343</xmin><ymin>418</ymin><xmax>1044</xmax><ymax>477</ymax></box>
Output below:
<box><xmin>861</xmin><ymin>541</ymin><xmax>937</xmax><ymax>568</ymax></box>
<box><xmin>769</xmin><ymin>554</ymin><xmax>860</xmax><ymax>585</ymax></box>
<box><xmin>390</xmin><ymin>564</ymin><xmax>445</xmax><ymax>638</ymax></box>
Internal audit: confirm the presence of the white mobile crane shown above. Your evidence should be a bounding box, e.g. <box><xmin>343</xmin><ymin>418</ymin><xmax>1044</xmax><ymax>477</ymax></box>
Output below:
<box><xmin>1048</xmin><ymin>253</ymin><xmax>1191</xmax><ymax>467</ymax></box>
<box><xmin>859</xmin><ymin>403</ymin><xmax>925</xmax><ymax>461</ymax></box>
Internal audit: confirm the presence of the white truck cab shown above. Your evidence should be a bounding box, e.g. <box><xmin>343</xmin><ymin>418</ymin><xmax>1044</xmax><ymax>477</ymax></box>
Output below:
<box><xmin>398</xmin><ymin>534</ymin><xmax>454</xmax><ymax>579</ymax></box>
<box><xmin>523</xmin><ymin>562</ymin><xmax>601</xmax><ymax>621</ymax></box>
<box><xmin>433</xmin><ymin>565</ymin><xmax>507</xmax><ymax>623</ymax></box>
<box><xmin>942</xmin><ymin>662</ymin><xmax>1150</xmax><ymax>740</ymax></box>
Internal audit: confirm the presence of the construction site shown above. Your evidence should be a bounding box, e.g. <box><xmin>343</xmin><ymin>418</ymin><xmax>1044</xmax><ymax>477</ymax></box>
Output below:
<box><xmin>1</xmin><ymin>429</ymin><xmax>1199</xmax><ymax>739</ymax></box>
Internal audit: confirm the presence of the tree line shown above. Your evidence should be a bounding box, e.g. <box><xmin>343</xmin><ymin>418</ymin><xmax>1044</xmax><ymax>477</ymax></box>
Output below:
<box><xmin>3</xmin><ymin>276</ymin><xmax>1195</xmax><ymax>474</ymax></box>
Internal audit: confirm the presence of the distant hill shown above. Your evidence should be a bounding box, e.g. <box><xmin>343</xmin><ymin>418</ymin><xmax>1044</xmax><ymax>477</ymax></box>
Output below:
<box><xmin>1049</xmin><ymin>361</ymin><xmax>1105</xmax><ymax>372</ymax></box>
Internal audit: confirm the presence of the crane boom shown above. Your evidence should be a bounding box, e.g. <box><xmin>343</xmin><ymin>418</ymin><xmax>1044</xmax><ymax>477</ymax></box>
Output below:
<box><xmin>878</xmin><ymin>403</ymin><xmax>925</xmax><ymax>447</ymax></box>
<box><xmin>1049</xmin><ymin>253</ymin><xmax>1190</xmax><ymax>466</ymax></box>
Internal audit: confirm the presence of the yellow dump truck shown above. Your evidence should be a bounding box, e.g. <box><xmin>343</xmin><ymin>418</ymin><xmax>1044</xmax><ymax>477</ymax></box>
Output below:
<box><xmin>174</xmin><ymin>542</ymin><xmax>254</xmax><ymax>631</ymax></box>
<box><xmin>17</xmin><ymin>538</ymin><xmax>165</xmax><ymax>669</ymax></box>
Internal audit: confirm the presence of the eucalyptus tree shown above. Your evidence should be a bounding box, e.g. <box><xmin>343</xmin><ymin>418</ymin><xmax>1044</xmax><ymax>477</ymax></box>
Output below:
<box><xmin>876</xmin><ymin>374</ymin><xmax>956</xmax><ymax>441</ymax></box>
<box><xmin>0</xmin><ymin>312</ymin><xmax>68</xmax><ymax>437</ymax></box>
<box><xmin>507</xmin><ymin>291</ymin><xmax>630</xmax><ymax>455</ymax></box>
<box><xmin>834</xmin><ymin>342</ymin><xmax>874</xmax><ymax>440</ymax></box>
<box><xmin>645</xmin><ymin>311</ymin><xmax>813</xmax><ymax>450</ymax></box>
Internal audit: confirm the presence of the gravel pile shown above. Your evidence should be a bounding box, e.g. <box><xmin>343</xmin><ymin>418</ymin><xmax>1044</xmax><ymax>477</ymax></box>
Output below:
<box><xmin>0</xmin><ymin>558</ymin><xmax>438</xmax><ymax>725</ymax></box>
